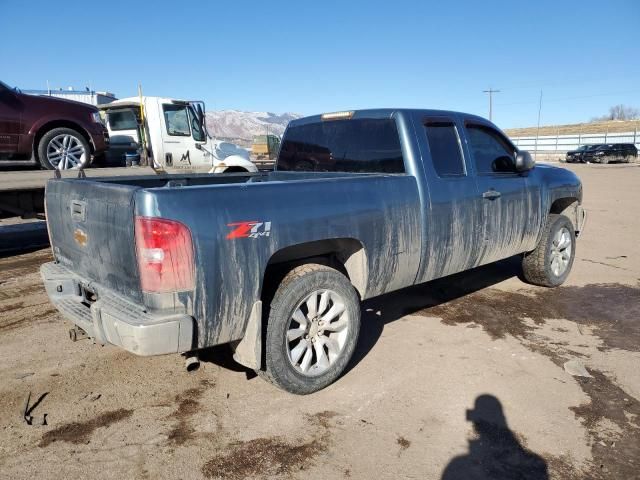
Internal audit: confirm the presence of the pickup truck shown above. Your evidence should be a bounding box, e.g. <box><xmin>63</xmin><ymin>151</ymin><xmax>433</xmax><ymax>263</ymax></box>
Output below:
<box><xmin>41</xmin><ymin>109</ymin><xmax>585</xmax><ymax>394</ymax></box>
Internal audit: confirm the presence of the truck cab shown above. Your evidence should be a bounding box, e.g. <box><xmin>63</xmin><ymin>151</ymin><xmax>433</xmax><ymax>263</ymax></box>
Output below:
<box><xmin>100</xmin><ymin>96</ymin><xmax>257</xmax><ymax>173</ymax></box>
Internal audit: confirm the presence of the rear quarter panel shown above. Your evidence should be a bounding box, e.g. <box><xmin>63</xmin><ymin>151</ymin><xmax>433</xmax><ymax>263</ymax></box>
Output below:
<box><xmin>135</xmin><ymin>175</ymin><xmax>422</xmax><ymax>347</ymax></box>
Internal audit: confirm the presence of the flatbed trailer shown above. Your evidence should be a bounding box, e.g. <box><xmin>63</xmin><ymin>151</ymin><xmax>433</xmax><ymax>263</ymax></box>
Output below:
<box><xmin>0</xmin><ymin>163</ymin><xmax>273</xmax><ymax>220</ymax></box>
<box><xmin>0</xmin><ymin>167</ymin><xmax>166</xmax><ymax>220</ymax></box>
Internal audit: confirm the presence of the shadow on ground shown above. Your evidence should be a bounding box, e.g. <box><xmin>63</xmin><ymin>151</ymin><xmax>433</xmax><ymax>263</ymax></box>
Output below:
<box><xmin>349</xmin><ymin>255</ymin><xmax>523</xmax><ymax>372</ymax></box>
<box><xmin>441</xmin><ymin>394</ymin><xmax>548</xmax><ymax>480</ymax></box>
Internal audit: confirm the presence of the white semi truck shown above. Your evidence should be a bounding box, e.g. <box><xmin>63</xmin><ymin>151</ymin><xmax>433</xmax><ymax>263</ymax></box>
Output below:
<box><xmin>100</xmin><ymin>97</ymin><xmax>257</xmax><ymax>173</ymax></box>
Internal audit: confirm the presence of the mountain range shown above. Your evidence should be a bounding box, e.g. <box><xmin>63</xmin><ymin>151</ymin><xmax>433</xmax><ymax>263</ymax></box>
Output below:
<box><xmin>205</xmin><ymin>110</ymin><xmax>302</xmax><ymax>145</ymax></box>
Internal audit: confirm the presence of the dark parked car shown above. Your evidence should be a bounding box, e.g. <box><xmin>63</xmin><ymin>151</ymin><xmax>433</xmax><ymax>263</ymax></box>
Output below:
<box><xmin>582</xmin><ymin>143</ymin><xmax>638</xmax><ymax>164</ymax></box>
<box><xmin>0</xmin><ymin>80</ymin><xmax>109</xmax><ymax>169</ymax></box>
<box><xmin>565</xmin><ymin>144</ymin><xmax>600</xmax><ymax>163</ymax></box>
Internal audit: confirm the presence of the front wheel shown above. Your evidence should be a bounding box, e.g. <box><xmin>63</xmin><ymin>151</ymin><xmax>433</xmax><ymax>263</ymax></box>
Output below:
<box><xmin>259</xmin><ymin>264</ymin><xmax>361</xmax><ymax>394</ymax></box>
<box><xmin>522</xmin><ymin>214</ymin><xmax>576</xmax><ymax>287</ymax></box>
<box><xmin>37</xmin><ymin>127</ymin><xmax>91</xmax><ymax>170</ymax></box>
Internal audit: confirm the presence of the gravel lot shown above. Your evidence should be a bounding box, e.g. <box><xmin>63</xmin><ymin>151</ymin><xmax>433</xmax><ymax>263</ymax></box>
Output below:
<box><xmin>0</xmin><ymin>163</ymin><xmax>639</xmax><ymax>480</ymax></box>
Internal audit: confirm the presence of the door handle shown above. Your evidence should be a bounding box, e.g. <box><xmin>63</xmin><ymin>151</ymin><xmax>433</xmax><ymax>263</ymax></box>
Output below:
<box><xmin>482</xmin><ymin>190</ymin><xmax>501</xmax><ymax>200</ymax></box>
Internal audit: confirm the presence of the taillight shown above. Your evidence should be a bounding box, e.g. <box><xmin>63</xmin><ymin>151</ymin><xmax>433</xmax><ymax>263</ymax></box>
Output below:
<box><xmin>134</xmin><ymin>216</ymin><xmax>195</xmax><ymax>293</ymax></box>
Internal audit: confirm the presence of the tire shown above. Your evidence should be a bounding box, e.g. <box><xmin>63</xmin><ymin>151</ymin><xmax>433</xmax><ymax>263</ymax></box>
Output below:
<box><xmin>522</xmin><ymin>214</ymin><xmax>576</xmax><ymax>287</ymax></box>
<box><xmin>258</xmin><ymin>263</ymin><xmax>360</xmax><ymax>394</ymax></box>
<box><xmin>293</xmin><ymin>160</ymin><xmax>314</xmax><ymax>171</ymax></box>
<box><xmin>37</xmin><ymin>127</ymin><xmax>91</xmax><ymax>170</ymax></box>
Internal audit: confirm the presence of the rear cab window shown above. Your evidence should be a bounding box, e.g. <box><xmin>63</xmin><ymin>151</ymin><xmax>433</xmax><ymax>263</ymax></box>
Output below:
<box><xmin>106</xmin><ymin>110</ymin><xmax>137</xmax><ymax>131</ymax></box>
<box><xmin>277</xmin><ymin>117</ymin><xmax>405</xmax><ymax>173</ymax></box>
<box><xmin>423</xmin><ymin>118</ymin><xmax>466</xmax><ymax>177</ymax></box>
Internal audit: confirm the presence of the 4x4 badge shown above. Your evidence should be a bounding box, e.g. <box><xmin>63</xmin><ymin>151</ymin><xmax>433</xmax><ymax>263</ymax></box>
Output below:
<box><xmin>226</xmin><ymin>221</ymin><xmax>271</xmax><ymax>239</ymax></box>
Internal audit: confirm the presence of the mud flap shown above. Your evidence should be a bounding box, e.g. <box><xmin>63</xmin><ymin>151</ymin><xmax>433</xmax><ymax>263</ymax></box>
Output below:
<box><xmin>232</xmin><ymin>301</ymin><xmax>262</xmax><ymax>370</ymax></box>
<box><xmin>576</xmin><ymin>205</ymin><xmax>587</xmax><ymax>237</ymax></box>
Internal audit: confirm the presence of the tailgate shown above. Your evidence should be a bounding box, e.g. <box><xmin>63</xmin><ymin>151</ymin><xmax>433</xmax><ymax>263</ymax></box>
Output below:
<box><xmin>45</xmin><ymin>179</ymin><xmax>142</xmax><ymax>303</ymax></box>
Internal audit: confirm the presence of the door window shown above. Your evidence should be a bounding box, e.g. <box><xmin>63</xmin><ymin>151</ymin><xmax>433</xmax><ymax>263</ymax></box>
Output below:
<box><xmin>188</xmin><ymin>106</ymin><xmax>206</xmax><ymax>141</ymax></box>
<box><xmin>466</xmin><ymin>124</ymin><xmax>516</xmax><ymax>174</ymax></box>
<box><xmin>163</xmin><ymin>105</ymin><xmax>190</xmax><ymax>137</ymax></box>
<box><xmin>424</xmin><ymin>120</ymin><xmax>465</xmax><ymax>177</ymax></box>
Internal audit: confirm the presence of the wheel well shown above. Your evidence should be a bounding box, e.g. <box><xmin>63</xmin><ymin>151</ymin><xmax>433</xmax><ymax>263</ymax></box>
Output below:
<box><xmin>224</xmin><ymin>166</ymin><xmax>248</xmax><ymax>173</ymax></box>
<box><xmin>33</xmin><ymin>121</ymin><xmax>93</xmax><ymax>159</ymax></box>
<box><xmin>261</xmin><ymin>238</ymin><xmax>367</xmax><ymax>301</ymax></box>
<box><xmin>550</xmin><ymin>197</ymin><xmax>580</xmax><ymax>229</ymax></box>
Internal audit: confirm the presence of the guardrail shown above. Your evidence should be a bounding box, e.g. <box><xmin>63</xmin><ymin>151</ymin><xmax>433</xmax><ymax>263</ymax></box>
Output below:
<box><xmin>510</xmin><ymin>130</ymin><xmax>639</xmax><ymax>153</ymax></box>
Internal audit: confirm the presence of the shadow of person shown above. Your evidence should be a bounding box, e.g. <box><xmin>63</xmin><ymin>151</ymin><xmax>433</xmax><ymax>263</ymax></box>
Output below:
<box><xmin>442</xmin><ymin>395</ymin><xmax>548</xmax><ymax>480</ymax></box>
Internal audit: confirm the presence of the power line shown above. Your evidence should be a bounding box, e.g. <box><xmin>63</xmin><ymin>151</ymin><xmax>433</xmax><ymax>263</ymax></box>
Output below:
<box><xmin>495</xmin><ymin>89</ymin><xmax>640</xmax><ymax>107</ymax></box>
<box><xmin>483</xmin><ymin>88</ymin><xmax>500</xmax><ymax>121</ymax></box>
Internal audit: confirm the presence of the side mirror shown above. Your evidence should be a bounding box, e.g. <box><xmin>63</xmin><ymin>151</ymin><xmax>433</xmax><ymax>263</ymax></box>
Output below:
<box><xmin>515</xmin><ymin>150</ymin><xmax>535</xmax><ymax>172</ymax></box>
<box><xmin>195</xmin><ymin>143</ymin><xmax>202</xmax><ymax>150</ymax></box>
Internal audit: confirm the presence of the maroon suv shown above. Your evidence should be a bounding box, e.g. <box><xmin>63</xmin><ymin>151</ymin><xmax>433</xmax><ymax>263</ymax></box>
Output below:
<box><xmin>0</xmin><ymin>80</ymin><xmax>109</xmax><ymax>169</ymax></box>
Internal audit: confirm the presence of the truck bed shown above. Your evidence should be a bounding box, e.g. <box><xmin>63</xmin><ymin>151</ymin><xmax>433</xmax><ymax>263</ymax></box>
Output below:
<box><xmin>44</xmin><ymin>169</ymin><xmax>421</xmax><ymax>348</ymax></box>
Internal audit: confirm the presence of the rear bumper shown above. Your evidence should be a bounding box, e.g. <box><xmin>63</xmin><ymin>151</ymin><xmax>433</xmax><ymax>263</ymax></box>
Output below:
<box><xmin>40</xmin><ymin>262</ymin><xmax>194</xmax><ymax>356</ymax></box>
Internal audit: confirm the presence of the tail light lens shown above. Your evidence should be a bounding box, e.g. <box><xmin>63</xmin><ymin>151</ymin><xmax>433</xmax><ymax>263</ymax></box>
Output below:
<box><xmin>134</xmin><ymin>217</ymin><xmax>195</xmax><ymax>293</ymax></box>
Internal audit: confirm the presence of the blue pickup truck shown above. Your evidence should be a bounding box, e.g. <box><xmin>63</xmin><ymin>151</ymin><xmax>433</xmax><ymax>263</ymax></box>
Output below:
<box><xmin>41</xmin><ymin>109</ymin><xmax>585</xmax><ymax>394</ymax></box>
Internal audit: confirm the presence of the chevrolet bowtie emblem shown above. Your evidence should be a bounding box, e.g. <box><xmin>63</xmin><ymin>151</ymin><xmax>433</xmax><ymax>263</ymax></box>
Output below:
<box><xmin>73</xmin><ymin>228</ymin><xmax>88</xmax><ymax>247</ymax></box>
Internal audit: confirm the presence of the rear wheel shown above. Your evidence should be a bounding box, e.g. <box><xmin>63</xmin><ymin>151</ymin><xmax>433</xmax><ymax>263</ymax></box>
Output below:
<box><xmin>37</xmin><ymin>127</ymin><xmax>91</xmax><ymax>170</ymax></box>
<box><xmin>522</xmin><ymin>214</ymin><xmax>575</xmax><ymax>287</ymax></box>
<box><xmin>258</xmin><ymin>264</ymin><xmax>360</xmax><ymax>394</ymax></box>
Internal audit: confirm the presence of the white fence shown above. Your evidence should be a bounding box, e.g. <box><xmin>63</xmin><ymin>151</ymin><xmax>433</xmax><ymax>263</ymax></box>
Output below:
<box><xmin>510</xmin><ymin>130</ymin><xmax>640</xmax><ymax>153</ymax></box>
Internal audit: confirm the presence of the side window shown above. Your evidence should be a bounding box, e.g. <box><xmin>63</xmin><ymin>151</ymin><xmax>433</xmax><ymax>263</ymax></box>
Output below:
<box><xmin>188</xmin><ymin>106</ymin><xmax>205</xmax><ymax>142</ymax></box>
<box><xmin>163</xmin><ymin>105</ymin><xmax>190</xmax><ymax>137</ymax></box>
<box><xmin>466</xmin><ymin>124</ymin><xmax>516</xmax><ymax>174</ymax></box>
<box><xmin>424</xmin><ymin>120</ymin><xmax>465</xmax><ymax>176</ymax></box>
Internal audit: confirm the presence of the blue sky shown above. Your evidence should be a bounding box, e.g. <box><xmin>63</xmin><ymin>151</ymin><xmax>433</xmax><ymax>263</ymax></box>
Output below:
<box><xmin>1</xmin><ymin>0</ymin><xmax>639</xmax><ymax>128</ymax></box>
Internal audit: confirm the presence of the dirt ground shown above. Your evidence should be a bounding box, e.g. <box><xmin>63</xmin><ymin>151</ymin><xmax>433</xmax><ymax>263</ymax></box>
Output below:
<box><xmin>0</xmin><ymin>163</ymin><xmax>639</xmax><ymax>480</ymax></box>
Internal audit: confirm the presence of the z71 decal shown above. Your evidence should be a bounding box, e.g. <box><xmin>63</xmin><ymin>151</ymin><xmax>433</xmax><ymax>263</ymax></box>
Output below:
<box><xmin>226</xmin><ymin>221</ymin><xmax>272</xmax><ymax>239</ymax></box>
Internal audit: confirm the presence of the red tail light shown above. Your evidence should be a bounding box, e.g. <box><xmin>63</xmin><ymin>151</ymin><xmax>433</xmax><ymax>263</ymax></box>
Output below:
<box><xmin>134</xmin><ymin>217</ymin><xmax>195</xmax><ymax>293</ymax></box>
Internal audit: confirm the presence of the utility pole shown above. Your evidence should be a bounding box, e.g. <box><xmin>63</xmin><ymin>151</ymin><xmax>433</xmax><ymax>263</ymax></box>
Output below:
<box><xmin>534</xmin><ymin>90</ymin><xmax>543</xmax><ymax>161</ymax></box>
<box><xmin>483</xmin><ymin>87</ymin><xmax>500</xmax><ymax>121</ymax></box>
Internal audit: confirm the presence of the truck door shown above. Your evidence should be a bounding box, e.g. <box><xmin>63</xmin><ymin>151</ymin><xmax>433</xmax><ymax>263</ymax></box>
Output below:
<box><xmin>463</xmin><ymin>121</ymin><xmax>542</xmax><ymax>264</ymax></box>
<box><xmin>414</xmin><ymin>115</ymin><xmax>484</xmax><ymax>282</ymax></box>
<box><xmin>159</xmin><ymin>101</ymin><xmax>210</xmax><ymax>168</ymax></box>
<box><xmin>0</xmin><ymin>83</ymin><xmax>22</xmax><ymax>154</ymax></box>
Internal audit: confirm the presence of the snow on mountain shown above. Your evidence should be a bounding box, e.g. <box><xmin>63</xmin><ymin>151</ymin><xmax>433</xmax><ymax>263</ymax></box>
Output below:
<box><xmin>205</xmin><ymin>110</ymin><xmax>302</xmax><ymax>144</ymax></box>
